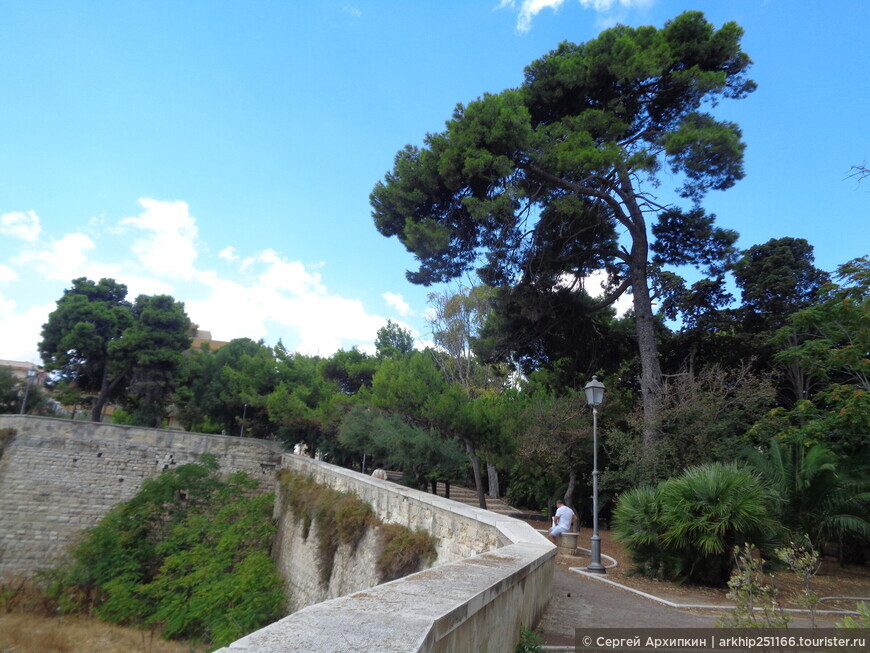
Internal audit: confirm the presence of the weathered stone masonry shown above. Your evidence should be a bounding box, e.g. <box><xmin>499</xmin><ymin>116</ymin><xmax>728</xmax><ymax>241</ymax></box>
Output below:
<box><xmin>0</xmin><ymin>415</ymin><xmax>283</xmax><ymax>579</ymax></box>
<box><xmin>0</xmin><ymin>417</ymin><xmax>556</xmax><ymax>652</ymax></box>
<box><xmin>218</xmin><ymin>455</ymin><xmax>556</xmax><ymax>653</ymax></box>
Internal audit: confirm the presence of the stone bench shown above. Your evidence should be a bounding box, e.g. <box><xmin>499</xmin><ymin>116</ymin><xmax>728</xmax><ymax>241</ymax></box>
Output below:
<box><xmin>555</xmin><ymin>532</ymin><xmax>580</xmax><ymax>556</ymax></box>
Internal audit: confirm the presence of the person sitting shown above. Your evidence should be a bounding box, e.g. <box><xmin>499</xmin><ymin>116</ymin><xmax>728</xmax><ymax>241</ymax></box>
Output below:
<box><xmin>548</xmin><ymin>499</ymin><xmax>576</xmax><ymax>543</ymax></box>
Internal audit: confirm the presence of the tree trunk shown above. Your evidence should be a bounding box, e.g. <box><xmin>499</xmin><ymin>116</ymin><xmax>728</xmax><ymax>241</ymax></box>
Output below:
<box><xmin>624</xmin><ymin>182</ymin><xmax>663</xmax><ymax>445</ymax></box>
<box><xmin>464</xmin><ymin>438</ymin><xmax>487</xmax><ymax>510</ymax></box>
<box><xmin>563</xmin><ymin>468</ymin><xmax>577</xmax><ymax>512</ymax></box>
<box><xmin>487</xmin><ymin>463</ymin><xmax>500</xmax><ymax>498</ymax></box>
<box><xmin>91</xmin><ymin>364</ymin><xmax>112</xmax><ymax>422</ymax></box>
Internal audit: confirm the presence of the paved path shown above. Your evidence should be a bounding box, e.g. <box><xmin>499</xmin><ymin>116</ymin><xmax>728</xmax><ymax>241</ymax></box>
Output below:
<box><xmin>538</xmin><ymin>562</ymin><xmax>720</xmax><ymax>647</ymax></box>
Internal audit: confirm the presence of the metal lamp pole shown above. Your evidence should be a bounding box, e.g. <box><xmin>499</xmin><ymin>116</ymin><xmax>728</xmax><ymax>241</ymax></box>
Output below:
<box><xmin>584</xmin><ymin>375</ymin><xmax>606</xmax><ymax>574</ymax></box>
<box><xmin>240</xmin><ymin>402</ymin><xmax>248</xmax><ymax>437</ymax></box>
<box><xmin>19</xmin><ymin>368</ymin><xmax>36</xmax><ymax>415</ymax></box>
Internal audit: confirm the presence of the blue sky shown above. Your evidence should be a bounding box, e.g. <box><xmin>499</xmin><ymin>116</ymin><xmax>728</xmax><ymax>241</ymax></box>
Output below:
<box><xmin>1</xmin><ymin>0</ymin><xmax>868</xmax><ymax>364</ymax></box>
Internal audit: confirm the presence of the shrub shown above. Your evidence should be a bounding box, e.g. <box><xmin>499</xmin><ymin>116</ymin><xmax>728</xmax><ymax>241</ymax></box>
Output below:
<box><xmin>613</xmin><ymin>462</ymin><xmax>778</xmax><ymax>585</ymax></box>
<box><xmin>610</xmin><ymin>485</ymin><xmax>683</xmax><ymax>580</ymax></box>
<box><xmin>43</xmin><ymin>457</ymin><xmax>284</xmax><ymax>648</ymax></box>
<box><xmin>719</xmin><ymin>544</ymin><xmax>790</xmax><ymax>628</ymax></box>
<box><xmin>515</xmin><ymin>626</ymin><xmax>543</xmax><ymax>653</ymax></box>
<box><xmin>377</xmin><ymin>525</ymin><xmax>437</xmax><ymax>582</ymax></box>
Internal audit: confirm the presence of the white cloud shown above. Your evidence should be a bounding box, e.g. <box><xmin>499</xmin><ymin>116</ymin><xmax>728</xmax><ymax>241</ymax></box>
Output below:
<box><xmin>4</xmin><ymin>197</ymin><xmax>415</xmax><ymax>360</ymax></box>
<box><xmin>0</xmin><ymin>295</ymin><xmax>54</xmax><ymax>364</ymax></box>
<box><xmin>257</xmin><ymin>249</ymin><xmax>327</xmax><ymax>295</ymax></box>
<box><xmin>586</xmin><ymin>269</ymin><xmax>632</xmax><ymax>316</ymax></box>
<box><xmin>189</xmin><ymin>265</ymin><xmax>388</xmax><ymax>356</ymax></box>
<box><xmin>343</xmin><ymin>5</ymin><xmax>362</xmax><ymax>18</ymax></box>
<box><xmin>284</xmin><ymin>294</ymin><xmax>385</xmax><ymax>355</ymax></box>
<box><xmin>502</xmin><ymin>0</ymin><xmax>651</xmax><ymax>32</ymax></box>
<box><xmin>218</xmin><ymin>246</ymin><xmax>238</xmax><ymax>263</ymax></box>
<box><xmin>1</xmin><ymin>210</ymin><xmax>41</xmax><ymax>242</ymax></box>
<box><xmin>186</xmin><ymin>272</ymin><xmax>272</xmax><ymax>342</ymax></box>
<box><xmin>122</xmin><ymin>276</ymin><xmax>176</xmax><ymax>299</ymax></box>
<box><xmin>0</xmin><ymin>265</ymin><xmax>18</xmax><ymax>283</ymax></box>
<box><xmin>383</xmin><ymin>291</ymin><xmax>412</xmax><ymax>317</ymax></box>
<box><xmin>119</xmin><ymin>198</ymin><xmax>199</xmax><ymax>280</ymax></box>
<box><xmin>12</xmin><ymin>232</ymin><xmax>119</xmax><ymax>282</ymax></box>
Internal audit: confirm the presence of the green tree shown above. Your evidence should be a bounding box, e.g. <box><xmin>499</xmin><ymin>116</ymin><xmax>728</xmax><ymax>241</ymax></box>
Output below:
<box><xmin>747</xmin><ymin>258</ymin><xmax>870</xmax><ymax>456</ymax></box>
<box><xmin>772</xmin><ymin>256</ymin><xmax>868</xmax><ymax>393</ymax></box>
<box><xmin>113</xmin><ymin>294</ymin><xmax>193</xmax><ymax>427</ymax></box>
<box><xmin>476</xmin><ymin>283</ymin><xmax>639</xmax><ymax>392</ymax></box>
<box><xmin>605</xmin><ymin>364</ymin><xmax>776</xmax><ymax>491</ymax></box>
<box><xmin>39</xmin><ymin>278</ymin><xmax>132</xmax><ymax>421</ymax></box>
<box><xmin>0</xmin><ymin>368</ymin><xmax>48</xmax><ymax>415</ymax></box>
<box><xmin>368</xmin><ymin>351</ymin><xmax>493</xmax><ymax>508</ymax></box>
<box><xmin>375</xmin><ymin>319</ymin><xmax>414</xmax><ymax>359</ymax></box>
<box><xmin>732</xmin><ymin>237</ymin><xmax>830</xmax><ymax>403</ymax></box>
<box><xmin>320</xmin><ymin>347</ymin><xmax>377</xmax><ymax>394</ymax></box>
<box><xmin>52</xmin><ymin>380</ymin><xmax>91</xmax><ymax>419</ymax></box>
<box><xmin>511</xmin><ymin>389</ymin><xmax>590</xmax><ymax>511</ymax></box>
<box><xmin>267</xmin><ymin>349</ymin><xmax>344</xmax><ymax>456</ymax></box>
<box><xmin>372</xmin><ymin>11</ymin><xmax>754</xmax><ymax>443</ymax></box>
<box><xmin>339</xmin><ymin>406</ymin><xmax>466</xmax><ymax>491</ymax></box>
<box><xmin>39</xmin><ymin>278</ymin><xmax>191</xmax><ymax>423</ymax></box>
<box><xmin>173</xmin><ymin>338</ymin><xmax>280</xmax><ymax>436</ymax></box>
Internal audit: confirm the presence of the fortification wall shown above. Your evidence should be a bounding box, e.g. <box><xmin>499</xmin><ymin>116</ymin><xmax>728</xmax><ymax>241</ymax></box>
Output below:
<box><xmin>0</xmin><ymin>418</ymin><xmax>555</xmax><ymax>652</ymax></box>
<box><xmin>272</xmin><ymin>495</ymin><xmax>383</xmax><ymax>612</ymax></box>
<box><xmin>219</xmin><ymin>455</ymin><xmax>556</xmax><ymax>653</ymax></box>
<box><xmin>0</xmin><ymin>415</ymin><xmax>283</xmax><ymax>579</ymax></box>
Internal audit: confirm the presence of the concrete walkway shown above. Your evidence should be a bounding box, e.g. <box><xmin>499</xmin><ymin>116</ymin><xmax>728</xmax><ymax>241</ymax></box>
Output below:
<box><xmin>538</xmin><ymin>560</ymin><xmax>720</xmax><ymax>647</ymax></box>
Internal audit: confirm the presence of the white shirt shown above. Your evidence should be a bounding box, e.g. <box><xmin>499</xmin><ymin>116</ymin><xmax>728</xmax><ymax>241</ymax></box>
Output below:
<box><xmin>555</xmin><ymin>505</ymin><xmax>574</xmax><ymax>529</ymax></box>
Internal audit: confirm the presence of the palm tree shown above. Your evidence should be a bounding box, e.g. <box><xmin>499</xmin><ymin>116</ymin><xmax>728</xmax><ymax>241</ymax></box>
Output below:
<box><xmin>613</xmin><ymin>462</ymin><xmax>778</xmax><ymax>585</ymax></box>
<box><xmin>659</xmin><ymin>462</ymin><xmax>777</xmax><ymax>585</ymax></box>
<box><xmin>742</xmin><ymin>439</ymin><xmax>870</xmax><ymax>559</ymax></box>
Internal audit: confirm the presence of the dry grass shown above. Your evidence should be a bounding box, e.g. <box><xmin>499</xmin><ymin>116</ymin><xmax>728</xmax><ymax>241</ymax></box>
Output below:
<box><xmin>0</xmin><ymin>613</ymin><xmax>209</xmax><ymax>653</ymax></box>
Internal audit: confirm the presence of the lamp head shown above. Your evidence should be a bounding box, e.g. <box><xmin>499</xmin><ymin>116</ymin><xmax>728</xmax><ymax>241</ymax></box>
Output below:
<box><xmin>584</xmin><ymin>375</ymin><xmax>606</xmax><ymax>407</ymax></box>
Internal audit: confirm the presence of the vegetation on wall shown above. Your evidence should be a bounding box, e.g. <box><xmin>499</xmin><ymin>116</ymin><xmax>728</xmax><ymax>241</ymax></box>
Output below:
<box><xmin>278</xmin><ymin>469</ymin><xmax>437</xmax><ymax>584</ymax></box>
<box><xmin>42</xmin><ymin>456</ymin><xmax>284</xmax><ymax>649</ymax></box>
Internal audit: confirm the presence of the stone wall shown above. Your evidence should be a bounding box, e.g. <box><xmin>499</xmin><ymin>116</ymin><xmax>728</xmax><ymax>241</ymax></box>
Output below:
<box><xmin>0</xmin><ymin>415</ymin><xmax>283</xmax><ymax>579</ymax></box>
<box><xmin>0</xmin><ymin>418</ymin><xmax>556</xmax><ymax>652</ymax></box>
<box><xmin>217</xmin><ymin>454</ymin><xmax>556</xmax><ymax>653</ymax></box>
<box><xmin>271</xmin><ymin>489</ymin><xmax>384</xmax><ymax>612</ymax></box>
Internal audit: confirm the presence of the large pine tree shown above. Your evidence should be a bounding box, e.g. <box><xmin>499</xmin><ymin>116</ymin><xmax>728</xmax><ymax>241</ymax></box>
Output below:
<box><xmin>372</xmin><ymin>11</ymin><xmax>755</xmax><ymax>441</ymax></box>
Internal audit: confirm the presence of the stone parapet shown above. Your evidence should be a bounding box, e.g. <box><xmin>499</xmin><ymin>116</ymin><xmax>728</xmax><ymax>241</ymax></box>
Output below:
<box><xmin>217</xmin><ymin>454</ymin><xmax>555</xmax><ymax>653</ymax></box>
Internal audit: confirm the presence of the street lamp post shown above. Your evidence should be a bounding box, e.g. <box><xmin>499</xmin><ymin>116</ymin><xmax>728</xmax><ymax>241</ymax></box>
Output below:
<box><xmin>584</xmin><ymin>375</ymin><xmax>606</xmax><ymax>574</ymax></box>
<box><xmin>19</xmin><ymin>368</ymin><xmax>36</xmax><ymax>415</ymax></box>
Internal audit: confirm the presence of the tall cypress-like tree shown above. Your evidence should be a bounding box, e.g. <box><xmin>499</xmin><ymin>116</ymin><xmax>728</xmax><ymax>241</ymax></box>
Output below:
<box><xmin>371</xmin><ymin>12</ymin><xmax>754</xmax><ymax>442</ymax></box>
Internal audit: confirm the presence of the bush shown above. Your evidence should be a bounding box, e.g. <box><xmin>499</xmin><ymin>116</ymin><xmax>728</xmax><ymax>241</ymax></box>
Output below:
<box><xmin>377</xmin><ymin>525</ymin><xmax>437</xmax><ymax>582</ymax></box>
<box><xmin>613</xmin><ymin>462</ymin><xmax>778</xmax><ymax>585</ymax></box>
<box><xmin>43</xmin><ymin>457</ymin><xmax>284</xmax><ymax>648</ymax></box>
